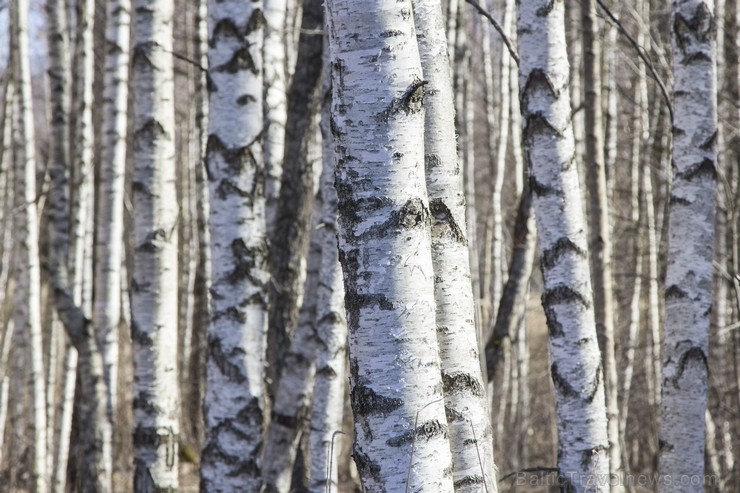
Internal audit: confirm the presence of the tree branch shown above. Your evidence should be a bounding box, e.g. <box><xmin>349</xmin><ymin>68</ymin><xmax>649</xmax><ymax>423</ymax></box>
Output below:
<box><xmin>595</xmin><ymin>0</ymin><xmax>674</xmax><ymax>124</ymax></box>
<box><xmin>464</xmin><ymin>0</ymin><xmax>519</xmax><ymax>66</ymax></box>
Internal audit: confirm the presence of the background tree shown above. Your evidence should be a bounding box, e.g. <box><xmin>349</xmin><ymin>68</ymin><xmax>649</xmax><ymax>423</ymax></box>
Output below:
<box><xmin>659</xmin><ymin>0</ymin><xmax>717</xmax><ymax>490</ymax></box>
<box><xmin>130</xmin><ymin>0</ymin><xmax>180</xmax><ymax>485</ymax></box>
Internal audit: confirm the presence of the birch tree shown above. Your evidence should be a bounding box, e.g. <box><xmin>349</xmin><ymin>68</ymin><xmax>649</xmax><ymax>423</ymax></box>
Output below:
<box><xmin>307</xmin><ymin>59</ymin><xmax>347</xmax><ymax>491</ymax></box>
<box><xmin>325</xmin><ymin>1</ymin><xmax>454</xmax><ymax>490</ymax></box>
<box><xmin>581</xmin><ymin>0</ymin><xmax>621</xmax><ymax>482</ymax></box>
<box><xmin>201</xmin><ymin>0</ymin><xmax>268</xmax><ymax>489</ymax></box>
<box><xmin>11</xmin><ymin>0</ymin><xmax>47</xmax><ymax>488</ymax></box>
<box><xmin>130</xmin><ymin>0</ymin><xmax>180</xmax><ymax>486</ymax></box>
<box><xmin>413</xmin><ymin>0</ymin><xmax>495</xmax><ymax>489</ymax></box>
<box><xmin>516</xmin><ymin>0</ymin><xmax>610</xmax><ymax>489</ymax></box>
<box><xmin>267</xmin><ymin>0</ymin><xmax>323</xmax><ymax>397</ymax></box>
<box><xmin>263</xmin><ymin>0</ymin><xmax>288</xmax><ymax>232</ymax></box>
<box><xmin>659</xmin><ymin>0</ymin><xmax>717</xmax><ymax>490</ymax></box>
<box><xmin>95</xmin><ymin>0</ymin><xmax>131</xmax><ymax>421</ymax></box>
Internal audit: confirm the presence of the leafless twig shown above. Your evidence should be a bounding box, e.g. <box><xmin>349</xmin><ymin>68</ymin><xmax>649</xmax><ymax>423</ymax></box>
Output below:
<box><xmin>464</xmin><ymin>0</ymin><xmax>519</xmax><ymax>66</ymax></box>
<box><xmin>595</xmin><ymin>0</ymin><xmax>674</xmax><ymax>124</ymax></box>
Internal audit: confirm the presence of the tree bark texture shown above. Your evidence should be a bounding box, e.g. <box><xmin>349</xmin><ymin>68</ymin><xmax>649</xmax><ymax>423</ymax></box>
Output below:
<box><xmin>263</xmin><ymin>0</ymin><xmax>289</xmax><ymax>233</ymax></box>
<box><xmin>413</xmin><ymin>0</ymin><xmax>495</xmax><ymax>489</ymax></box>
<box><xmin>516</xmin><ymin>1</ymin><xmax>610</xmax><ymax>490</ymax></box>
<box><xmin>130</xmin><ymin>0</ymin><xmax>181</xmax><ymax>486</ymax></box>
<box><xmin>94</xmin><ymin>0</ymin><xmax>130</xmax><ymax>423</ymax></box>
<box><xmin>325</xmin><ymin>0</ymin><xmax>455</xmax><ymax>490</ymax></box>
<box><xmin>308</xmin><ymin>74</ymin><xmax>347</xmax><ymax>492</ymax></box>
<box><xmin>201</xmin><ymin>0</ymin><xmax>268</xmax><ymax>489</ymax></box>
<box><xmin>659</xmin><ymin>1</ymin><xmax>718</xmax><ymax>490</ymax></box>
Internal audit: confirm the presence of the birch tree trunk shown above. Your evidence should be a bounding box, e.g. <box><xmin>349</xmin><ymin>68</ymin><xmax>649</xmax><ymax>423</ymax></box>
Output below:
<box><xmin>516</xmin><ymin>1</ymin><xmax>610</xmax><ymax>489</ymax></box>
<box><xmin>659</xmin><ymin>1</ymin><xmax>718</xmax><ymax>490</ymax></box>
<box><xmin>326</xmin><ymin>0</ymin><xmax>454</xmax><ymax>490</ymax></box>
<box><xmin>95</xmin><ymin>0</ymin><xmax>130</xmax><ymax>423</ymax></box>
<box><xmin>263</xmin><ymin>0</ymin><xmax>288</xmax><ymax>233</ymax></box>
<box><xmin>581</xmin><ymin>0</ymin><xmax>621</xmax><ymax>483</ymax></box>
<box><xmin>201</xmin><ymin>0</ymin><xmax>268</xmax><ymax>489</ymax></box>
<box><xmin>413</xmin><ymin>1</ymin><xmax>495</xmax><ymax>489</ymax></box>
<box><xmin>267</xmin><ymin>0</ymin><xmax>323</xmax><ymax>397</ymax></box>
<box><xmin>261</xmin><ymin>212</ymin><xmax>322</xmax><ymax>493</ymax></box>
<box><xmin>188</xmin><ymin>0</ymin><xmax>210</xmax><ymax>446</ymax></box>
<box><xmin>10</xmin><ymin>0</ymin><xmax>48</xmax><ymax>488</ymax></box>
<box><xmin>307</xmin><ymin>155</ymin><xmax>347</xmax><ymax>493</ymax></box>
<box><xmin>130</xmin><ymin>0</ymin><xmax>180</xmax><ymax>486</ymax></box>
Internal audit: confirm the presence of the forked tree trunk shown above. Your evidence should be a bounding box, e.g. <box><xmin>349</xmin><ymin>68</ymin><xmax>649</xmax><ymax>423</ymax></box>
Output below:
<box><xmin>201</xmin><ymin>0</ymin><xmax>268</xmax><ymax>489</ymax></box>
<box><xmin>659</xmin><ymin>1</ymin><xmax>718</xmax><ymax>490</ymax></box>
<box><xmin>516</xmin><ymin>1</ymin><xmax>610</xmax><ymax>489</ymax></box>
<box><xmin>130</xmin><ymin>0</ymin><xmax>180</xmax><ymax>486</ymax></box>
<box><xmin>325</xmin><ymin>0</ymin><xmax>454</xmax><ymax>490</ymax></box>
<box><xmin>413</xmin><ymin>0</ymin><xmax>495</xmax><ymax>490</ymax></box>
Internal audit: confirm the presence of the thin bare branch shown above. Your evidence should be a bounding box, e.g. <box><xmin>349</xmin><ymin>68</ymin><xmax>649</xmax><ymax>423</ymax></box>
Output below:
<box><xmin>464</xmin><ymin>0</ymin><xmax>519</xmax><ymax>66</ymax></box>
<box><xmin>594</xmin><ymin>0</ymin><xmax>674</xmax><ymax>123</ymax></box>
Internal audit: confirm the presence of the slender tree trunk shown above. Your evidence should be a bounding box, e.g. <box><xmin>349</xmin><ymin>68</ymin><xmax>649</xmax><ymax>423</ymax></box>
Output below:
<box><xmin>413</xmin><ymin>0</ymin><xmax>495</xmax><ymax>490</ymax></box>
<box><xmin>201</xmin><ymin>0</ymin><xmax>267</xmax><ymax>489</ymax></box>
<box><xmin>51</xmin><ymin>343</ymin><xmax>77</xmax><ymax>493</ymax></box>
<box><xmin>261</xmin><ymin>219</ymin><xmax>322</xmax><ymax>493</ymax></box>
<box><xmin>307</xmin><ymin>145</ymin><xmax>347</xmax><ymax>493</ymax></box>
<box><xmin>659</xmin><ymin>1</ymin><xmax>718</xmax><ymax>490</ymax></box>
<box><xmin>325</xmin><ymin>0</ymin><xmax>454</xmax><ymax>490</ymax></box>
<box><xmin>130</xmin><ymin>0</ymin><xmax>180</xmax><ymax>486</ymax></box>
<box><xmin>263</xmin><ymin>0</ymin><xmax>288</xmax><ymax>233</ymax></box>
<box><xmin>516</xmin><ymin>1</ymin><xmax>610</xmax><ymax>489</ymax></box>
<box><xmin>10</xmin><ymin>0</ymin><xmax>48</xmax><ymax>488</ymax></box>
<box><xmin>620</xmin><ymin>75</ymin><xmax>647</xmax><ymax>443</ymax></box>
<box><xmin>485</xmin><ymin>187</ymin><xmax>535</xmax><ymax>381</ymax></box>
<box><xmin>188</xmin><ymin>0</ymin><xmax>210</xmax><ymax>448</ymax></box>
<box><xmin>267</xmin><ymin>0</ymin><xmax>324</xmax><ymax>396</ymax></box>
<box><xmin>581</xmin><ymin>1</ymin><xmax>621</xmax><ymax>482</ymax></box>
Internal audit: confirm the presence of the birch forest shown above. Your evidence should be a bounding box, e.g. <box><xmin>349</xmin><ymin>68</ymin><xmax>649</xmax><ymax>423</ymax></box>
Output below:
<box><xmin>0</xmin><ymin>0</ymin><xmax>737</xmax><ymax>490</ymax></box>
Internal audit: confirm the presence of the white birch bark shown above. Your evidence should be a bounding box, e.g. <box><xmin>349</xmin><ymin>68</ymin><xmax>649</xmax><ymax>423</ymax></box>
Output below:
<box><xmin>581</xmin><ymin>0</ymin><xmax>621</xmax><ymax>482</ymax></box>
<box><xmin>51</xmin><ymin>343</ymin><xmax>77</xmax><ymax>493</ymax></box>
<box><xmin>491</xmin><ymin>0</ymin><xmax>513</xmax><ymax>327</ymax></box>
<box><xmin>659</xmin><ymin>1</ymin><xmax>718</xmax><ymax>490</ymax></box>
<box><xmin>325</xmin><ymin>1</ymin><xmax>454</xmax><ymax>490</ymax></box>
<box><xmin>11</xmin><ymin>0</ymin><xmax>48</xmax><ymax>487</ymax></box>
<box><xmin>308</xmin><ymin>80</ymin><xmax>347</xmax><ymax>491</ymax></box>
<box><xmin>130</xmin><ymin>0</ymin><xmax>180</xmax><ymax>486</ymax></box>
<box><xmin>263</xmin><ymin>0</ymin><xmax>288</xmax><ymax>232</ymax></box>
<box><xmin>95</xmin><ymin>0</ymin><xmax>130</xmax><ymax>421</ymax></box>
<box><xmin>201</xmin><ymin>0</ymin><xmax>268</xmax><ymax>489</ymax></box>
<box><xmin>0</xmin><ymin>318</ymin><xmax>14</xmax><ymax>467</ymax></box>
<box><xmin>413</xmin><ymin>0</ymin><xmax>495</xmax><ymax>489</ymax></box>
<box><xmin>516</xmin><ymin>1</ymin><xmax>610</xmax><ymax>490</ymax></box>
